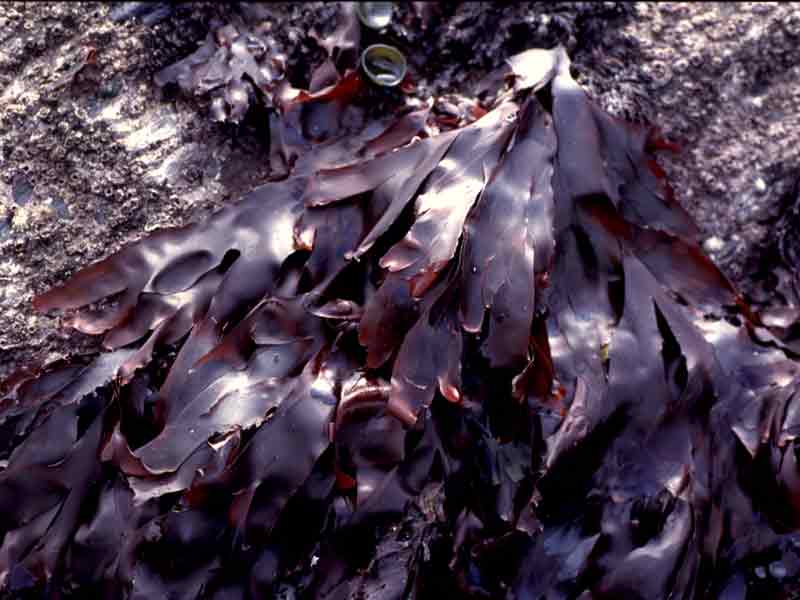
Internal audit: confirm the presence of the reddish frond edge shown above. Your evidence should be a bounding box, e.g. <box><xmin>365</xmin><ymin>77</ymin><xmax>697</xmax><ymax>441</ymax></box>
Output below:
<box><xmin>3</xmin><ymin>46</ymin><xmax>800</xmax><ymax>598</ymax></box>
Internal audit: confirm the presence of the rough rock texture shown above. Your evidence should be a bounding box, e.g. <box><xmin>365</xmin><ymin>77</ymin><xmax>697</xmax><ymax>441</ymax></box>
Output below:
<box><xmin>1</xmin><ymin>1</ymin><xmax>799</xmax><ymax>380</ymax></box>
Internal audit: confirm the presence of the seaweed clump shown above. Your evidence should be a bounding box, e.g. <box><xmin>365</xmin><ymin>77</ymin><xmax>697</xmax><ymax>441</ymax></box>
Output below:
<box><xmin>152</xmin><ymin>3</ymin><xmax>361</xmax><ymax>126</ymax></box>
<box><xmin>3</xmin><ymin>44</ymin><xmax>800</xmax><ymax>600</ymax></box>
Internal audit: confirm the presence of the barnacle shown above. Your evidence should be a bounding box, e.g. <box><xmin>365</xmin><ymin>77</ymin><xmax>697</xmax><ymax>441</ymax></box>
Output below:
<box><xmin>4</xmin><ymin>43</ymin><xmax>800</xmax><ymax>599</ymax></box>
<box><xmin>360</xmin><ymin>44</ymin><xmax>407</xmax><ymax>88</ymax></box>
<box><xmin>354</xmin><ymin>2</ymin><xmax>394</xmax><ymax>30</ymax></box>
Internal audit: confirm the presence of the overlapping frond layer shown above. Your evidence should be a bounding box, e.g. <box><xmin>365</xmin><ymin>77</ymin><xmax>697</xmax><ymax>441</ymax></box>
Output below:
<box><xmin>3</xmin><ymin>47</ymin><xmax>800</xmax><ymax>598</ymax></box>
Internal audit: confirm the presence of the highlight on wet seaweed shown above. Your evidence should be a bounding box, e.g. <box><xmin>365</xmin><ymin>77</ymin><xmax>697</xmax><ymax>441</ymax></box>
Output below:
<box><xmin>3</xmin><ymin>24</ymin><xmax>800</xmax><ymax>600</ymax></box>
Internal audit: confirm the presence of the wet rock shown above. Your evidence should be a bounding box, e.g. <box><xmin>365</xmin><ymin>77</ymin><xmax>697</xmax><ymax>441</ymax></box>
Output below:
<box><xmin>110</xmin><ymin>2</ymin><xmax>174</xmax><ymax>26</ymax></box>
<box><xmin>10</xmin><ymin>175</ymin><xmax>33</xmax><ymax>206</ymax></box>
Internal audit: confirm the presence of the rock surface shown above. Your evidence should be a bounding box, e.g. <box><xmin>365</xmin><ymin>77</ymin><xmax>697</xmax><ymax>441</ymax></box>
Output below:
<box><xmin>1</xmin><ymin>1</ymin><xmax>799</xmax><ymax>379</ymax></box>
